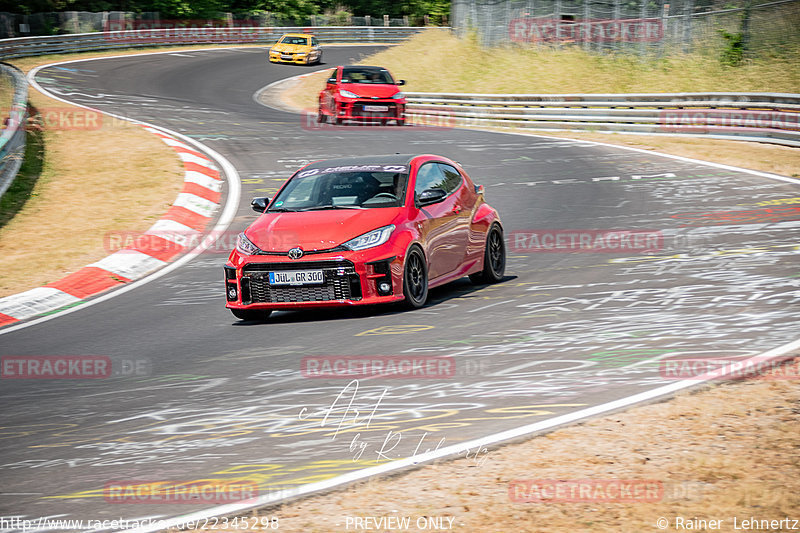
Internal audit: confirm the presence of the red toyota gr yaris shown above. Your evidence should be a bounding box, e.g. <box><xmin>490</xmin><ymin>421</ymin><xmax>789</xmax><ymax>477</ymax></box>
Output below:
<box><xmin>224</xmin><ymin>154</ymin><xmax>505</xmax><ymax>321</ymax></box>
<box><xmin>317</xmin><ymin>65</ymin><xmax>406</xmax><ymax>125</ymax></box>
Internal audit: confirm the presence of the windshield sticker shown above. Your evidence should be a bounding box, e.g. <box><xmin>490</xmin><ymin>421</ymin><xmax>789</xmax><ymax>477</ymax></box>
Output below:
<box><xmin>297</xmin><ymin>165</ymin><xmax>407</xmax><ymax>178</ymax></box>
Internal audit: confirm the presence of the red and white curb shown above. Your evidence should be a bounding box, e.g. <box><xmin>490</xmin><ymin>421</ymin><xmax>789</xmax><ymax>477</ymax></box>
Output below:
<box><xmin>0</xmin><ymin>126</ymin><xmax>224</xmax><ymax>328</ymax></box>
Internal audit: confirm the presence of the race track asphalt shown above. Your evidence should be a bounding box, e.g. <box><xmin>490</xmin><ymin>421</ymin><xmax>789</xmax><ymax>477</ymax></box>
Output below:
<box><xmin>1</xmin><ymin>45</ymin><xmax>798</xmax><ymax>529</ymax></box>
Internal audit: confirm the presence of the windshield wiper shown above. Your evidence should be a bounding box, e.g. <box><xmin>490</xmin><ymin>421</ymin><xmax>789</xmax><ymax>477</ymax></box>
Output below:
<box><xmin>268</xmin><ymin>207</ymin><xmax>300</xmax><ymax>212</ymax></box>
<box><xmin>300</xmin><ymin>205</ymin><xmax>365</xmax><ymax>211</ymax></box>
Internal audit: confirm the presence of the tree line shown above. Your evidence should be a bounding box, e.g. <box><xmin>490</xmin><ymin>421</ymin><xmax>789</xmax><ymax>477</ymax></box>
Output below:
<box><xmin>1</xmin><ymin>0</ymin><xmax>451</xmax><ymax>22</ymax></box>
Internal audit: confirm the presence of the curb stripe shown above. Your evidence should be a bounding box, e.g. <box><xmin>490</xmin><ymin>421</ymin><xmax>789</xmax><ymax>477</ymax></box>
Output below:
<box><xmin>45</xmin><ymin>267</ymin><xmax>131</xmax><ymax>299</ymax></box>
<box><xmin>178</xmin><ymin>152</ymin><xmax>215</xmax><ymax>167</ymax></box>
<box><xmin>171</xmin><ymin>145</ymin><xmax>209</xmax><ymax>159</ymax></box>
<box><xmin>184</xmin><ymin>161</ymin><xmax>221</xmax><ymax>179</ymax></box>
<box><xmin>0</xmin><ymin>288</ymin><xmax>81</xmax><ymax>321</ymax></box>
<box><xmin>173</xmin><ymin>192</ymin><xmax>219</xmax><ymax>218</ymax></box>
<box><xmin>182</xmin><ymin>182</ymin><xmax>221</xmax><ymax>203</ymax></box>
<box><xmin>184</xmin><ymin>170</ymin><xmax>223</xmax><ymax>190</ymax></box>
<box><xmin>127</xmin><ymin>234</ymin><xmax>186</xmax><ymax>262</ymax></box>
<box><xmin>0</xmin><ymin>122</ymin><xmax>224</xmax><ymax>325</ymax></box>
<box><xmin>0</xmin><ymin>313</ymin><xmax>19</xmax><ymax>327</ymax></box>
<box><xmin>89</xmin><ymin>251</ymin><xmax>168</xmax><ymax>281</ymax></box>
<box><xmin>162</xmin><ymin>205</ymin><xmax>212</xmax><ymax>230</ymax></box>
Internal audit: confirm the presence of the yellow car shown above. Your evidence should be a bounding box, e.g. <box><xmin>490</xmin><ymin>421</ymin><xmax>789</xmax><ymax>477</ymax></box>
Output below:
<box><xmin>268</xmin><ymin>33</ymin><xmax>322</xmax><ymax>65</ymax></box>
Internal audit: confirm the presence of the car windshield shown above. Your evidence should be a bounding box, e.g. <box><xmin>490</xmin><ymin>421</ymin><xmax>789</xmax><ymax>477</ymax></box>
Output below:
<box><xmin>269</xmin><ymin>168</ymin><xmax>409</xmax><ymax>211</ymax></box>
<box><xmin>341</xmin><ymin>68</ymin><xmax>394</xmax><ymax>84</ymax></box>
<box><xmin>280</xmin><ymin>36</ymin><xmax>308</xmax><ymax>45</ymax></box>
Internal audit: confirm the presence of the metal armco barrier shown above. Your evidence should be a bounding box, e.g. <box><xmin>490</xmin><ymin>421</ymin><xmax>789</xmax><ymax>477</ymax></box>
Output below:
<box><xmin>405</xmin><ymin>92</ymin><xmax>800</xmax><ymax>147</ymax></box>
<box><xmin>0</xmin><ymin>63</ymin><xmax>28</xmax><ymax>199</ymax></box>
<box><xmin>0</xmin><ymin>26</ymin><xmax>427</xmax><ymax>59</ymax></box>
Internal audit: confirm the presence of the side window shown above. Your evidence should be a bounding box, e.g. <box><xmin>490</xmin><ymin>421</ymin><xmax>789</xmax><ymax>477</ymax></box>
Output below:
<box><xmin>414</xmin><ymin>163</ymin><xmax>463</xmax><ymax>197</ymax></box>
<box><xmin>436</xmin><ymin>163</ymin><xmax>463</xmax><ymax>194</ymax></box>
<box><xmin>312</xmin><ymin>37</ymin><xmax>319</xmax><ymax>46</ymax></box>
<box><xmin>414</xmin><ymin>163</ymin><xmax>446</xmax><ymax>196</ymax></box>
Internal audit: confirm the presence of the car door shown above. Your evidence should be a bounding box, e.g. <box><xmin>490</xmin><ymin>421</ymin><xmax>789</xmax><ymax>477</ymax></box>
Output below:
<box><xmin>413</xmin><ymin>162</ymin><xmax>469</xmax><ymax>281</ymax></box>
<box><xmin>321</xmin><ymin>68</ymin><xmax>339</xmax><ymax>114</ymax></box>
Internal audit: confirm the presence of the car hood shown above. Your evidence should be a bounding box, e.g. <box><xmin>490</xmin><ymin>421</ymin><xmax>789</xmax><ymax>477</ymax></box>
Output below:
<box><xmin>272</xmin><ymin>43</ymin><xmax>310</xmax><ymax>53</ymax></box>
<box><xmin>339</xmin><ymin>83</ymin><xmax>402</xmax><ymax>99</ymax></box>
<box><xmin>245</xmin><ymin>208</ymin><xmax>399</xmax><ymax>252</ymax></box>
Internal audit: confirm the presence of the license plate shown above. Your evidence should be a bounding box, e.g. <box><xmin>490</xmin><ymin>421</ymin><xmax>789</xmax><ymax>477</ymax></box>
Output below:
<box><xmin>281</xmin><ymin>54</ymin><xmax>293</xmax><ymax>60</ymax></box>
<box><xmin>363</xmin><ymin>105</ymin><xmax>389</xmax><ymax>112</ymax></box>
<box><xmin>269</xmin><ymin>270</ymin><xmax>324</xmax><ymax>286</ymax></box>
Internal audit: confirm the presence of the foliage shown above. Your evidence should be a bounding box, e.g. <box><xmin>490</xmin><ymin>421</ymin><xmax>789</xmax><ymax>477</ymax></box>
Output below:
<box><xmin>718</xmin><ymin>27</ymin><xmax>744</xmax><ymax>66</ymax></box>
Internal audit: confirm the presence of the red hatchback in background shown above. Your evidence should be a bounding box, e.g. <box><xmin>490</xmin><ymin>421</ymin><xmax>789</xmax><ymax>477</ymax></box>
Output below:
<box><xmin>224</xmin><ymin>154</ymin><xmax>505</xmax><ymax>321</ymax></box>
<box><xmin>318</xmin><ymin>65</ymin><xmax>406</xmax><ymax>125</ymax></box>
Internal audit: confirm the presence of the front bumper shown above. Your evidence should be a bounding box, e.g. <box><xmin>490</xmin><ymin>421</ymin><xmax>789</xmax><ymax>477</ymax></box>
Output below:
<box><xmin>335</xmin><ymin>99</ymin><xmax>406</xmax><ymax>122</ymax></box>
<box><xmin>225</xmin><ymin>251</ymin><xmax>405</xmax><ymax>311</ymax></box>
<box><xmin>268</xmin><ymin>50</ymin><xmax>316</xmax><ymax>64</ymax></box>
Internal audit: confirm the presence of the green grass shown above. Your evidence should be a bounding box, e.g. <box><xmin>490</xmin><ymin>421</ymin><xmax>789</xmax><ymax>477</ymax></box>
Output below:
<box><xmin>362</xmin><ymin>29</ymin><xmax>800</xmax><ymax>94</ymax></box>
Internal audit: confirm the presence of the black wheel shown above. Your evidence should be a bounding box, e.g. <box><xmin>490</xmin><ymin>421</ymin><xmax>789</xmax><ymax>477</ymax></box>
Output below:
<box><xmin>396</xmin><ymin>118</ymin><xmax>406</xmax><ymax>126</ymax></box>
<box><xmin>470</xmin><ymin>223</ymin><xmax>505</xmax><ymax>284</ymax></box>
<box><xmin>403</xmin><ymin>246</ymin><xmax>428</xmax><ymax>309</ymax></box>
<box><xmin>317</xmin><ymin>109</ymin><xmax>327</xmax><ymax>123</ymax></box>
<box><xmin>231</xmin><ymin>308</ymin><xmax>272</xmax><ymax>321</ymax></box>
<box><xmin>335</xmin><ymin>116</ymin><xmax>343</xmax><ymax>125</ymax></box>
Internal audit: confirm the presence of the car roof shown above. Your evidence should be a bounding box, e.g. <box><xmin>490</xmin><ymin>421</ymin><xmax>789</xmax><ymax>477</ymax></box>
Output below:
<box><xmin>303</xmin><ymin>154</ymin><xmax>418</xmax><ymax>170</ymax></box>
<box><xmin>281</xmin><ymin>33</ymin><xmax>313</xmax><ymax>38</ymax></box>
<box><xmin>340</xmin><ymin>65</ymin><xmax>389</xmax><ymax>71</ymax></box>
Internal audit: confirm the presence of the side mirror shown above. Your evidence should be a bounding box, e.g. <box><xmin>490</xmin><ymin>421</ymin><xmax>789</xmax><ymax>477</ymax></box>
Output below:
<box><xmin>417</xmin><ymin>188</ymin><xmax>447</xmax><ymax>206</ymax></box>
<box><xmin>251</xmin><ymin>197</ymin><xmax>269</xmax><ymax>213</ymax></box>
<box><xmin>397</xmin><ymin>79</ymin><xmax>406</xmax><ymax>86</ymax></box>
<box><xmin>327</xmin><ymin>78</ymin><xmax>337</xmax><ymax>84</ymax></box>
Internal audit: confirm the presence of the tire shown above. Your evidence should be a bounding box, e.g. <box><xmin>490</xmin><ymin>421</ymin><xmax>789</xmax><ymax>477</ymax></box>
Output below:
<box><xmin>335</xmin><ymin>116</ymin><xmax>343</xmax><ymax>125</ymax></box>
<box><xmin>317</xmin><ymin>110</ymin><xmax>327</xmax><ymax>123</ymax></box>
<box><xmin>470</xmin><ymin>223</ymin><xmax>506</xmax><ymax>284</ymax></box>
<box><xmin>396</xmin><ymin>118</ymin><xmax>405</xmax><ymax>126</ymax></box>
<box><xmin>231</xmin><ymin>308</ymin><xmax>272</xmax><ymax>321</ymax></box>
<box><xmin>402</xmin><ymin>246</ymin><xmax>428</xmax><ymax>309</ymax></box>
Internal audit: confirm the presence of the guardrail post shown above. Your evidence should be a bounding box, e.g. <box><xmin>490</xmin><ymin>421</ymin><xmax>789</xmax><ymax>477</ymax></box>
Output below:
<box><xmin>0</xmin><ymin>63</ymin><xmax>28</xmax><ymax>200</ymax></box>
<box><xmin>384</xmin><ymin>15</ymin><xmax>389</xmax><ymax>27</ymax></box>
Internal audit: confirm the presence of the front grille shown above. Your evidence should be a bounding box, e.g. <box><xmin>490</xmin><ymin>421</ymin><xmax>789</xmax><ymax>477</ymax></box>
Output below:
<box><xmin>352</xmin><ymin>101</ymin><xmax>397</xmax><ymax>118</ymax></box>
<box><xmin>241</xmin><ymin>260</ymin><xmax>361</xmax><ymax>304</ymax></box>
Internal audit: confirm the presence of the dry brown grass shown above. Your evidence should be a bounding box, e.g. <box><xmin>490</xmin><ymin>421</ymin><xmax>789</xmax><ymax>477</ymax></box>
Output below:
<box><xmin>359</xmin><ymin>29</ymin><xmax>800</xmax><ymax>94</ymax></box>
<box><xmin>0</xmin><ymin>88</ymin><xmax>183</xmax><ymax>297</ymax></box>
<box><xmin>241</xmin><ymin>361</ymin><xmax>800</xmax><ymax>532</ymax></box>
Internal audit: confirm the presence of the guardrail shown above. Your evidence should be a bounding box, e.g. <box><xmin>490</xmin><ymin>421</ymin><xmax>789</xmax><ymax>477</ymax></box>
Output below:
<box><xmin>405</xmin><ymin>92</ymin><xmax>800</xmax><ymax>147</ymax></box>
<box><xmin>0</xmin><ymin>26</ymin><xmax>427</xmax><ymax>59</ymax></box>
<box><xmin>0</xmin><ymin>63</ymin><xmax>28</xmax><ymax>199</ymax></box>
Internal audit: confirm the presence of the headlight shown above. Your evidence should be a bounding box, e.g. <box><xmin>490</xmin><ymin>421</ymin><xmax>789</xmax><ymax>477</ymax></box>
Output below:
<box><xmin>342</xmin><ymin>225</ymin><xmax>395</xmax><ymax>251</ymax></box>
<box><xmin>392</xmin><ymin>92</ymin><xmax>405</xmax><ymax>99</ymax></box>
<box><xmin>236</xmin><ymin>232</ymin><xmax>262</xmax><ymax>255</ymax></box>
<box><xmin>339</xmin><ymin>89</ymin><xmax>358</xmax><ymax>98</ymax></box>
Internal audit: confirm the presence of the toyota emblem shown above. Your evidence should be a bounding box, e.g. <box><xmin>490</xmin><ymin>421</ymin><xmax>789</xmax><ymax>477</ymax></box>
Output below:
<box><xmin>288</xmin><ymin>247</ymin><xmax>304</xmax><ymax>259</ymax></box>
